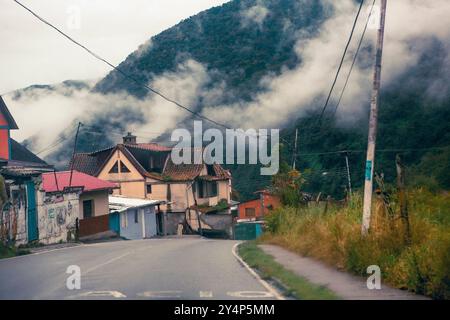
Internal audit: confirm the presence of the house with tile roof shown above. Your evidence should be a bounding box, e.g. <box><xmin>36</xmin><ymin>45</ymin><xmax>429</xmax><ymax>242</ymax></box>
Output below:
<box><xmin>70</xmin><ymin>133</ymin><xmax>232</xmax><ymax>235</ymax></box>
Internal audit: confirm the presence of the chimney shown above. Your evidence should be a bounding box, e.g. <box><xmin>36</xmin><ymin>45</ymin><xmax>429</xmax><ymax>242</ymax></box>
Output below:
<box><xmin>123</xmin><ymin>132</ymin><xmax>137</xmax><ymax>144</ymax></box>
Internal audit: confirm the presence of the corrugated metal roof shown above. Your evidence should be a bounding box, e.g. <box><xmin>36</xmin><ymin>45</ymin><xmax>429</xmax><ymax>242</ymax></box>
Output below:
<box><xmin>109</xmin><ymin>196</ymin><xmax>165</xmax><ymax>213</ymax></box>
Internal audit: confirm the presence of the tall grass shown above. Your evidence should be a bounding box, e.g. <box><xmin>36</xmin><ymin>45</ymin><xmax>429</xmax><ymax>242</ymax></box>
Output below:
<box><xmin>263</xmin><ymin>189</ymin><xmax>450</xmax><ymax>299</ymax></box>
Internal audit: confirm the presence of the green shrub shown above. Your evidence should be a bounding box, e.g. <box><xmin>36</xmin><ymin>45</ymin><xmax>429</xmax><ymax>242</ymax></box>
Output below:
<box><xmin>262</xmin><ymin>189</ymin><xmax>450</xmax><ymax>299</ymax></box>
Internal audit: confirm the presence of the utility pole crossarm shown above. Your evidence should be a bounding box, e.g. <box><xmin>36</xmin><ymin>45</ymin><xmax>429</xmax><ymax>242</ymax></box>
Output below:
<box><xmin>362</xmin><ymin>0</ymin><xmax>388</xmax><ymax>235</ymax></box>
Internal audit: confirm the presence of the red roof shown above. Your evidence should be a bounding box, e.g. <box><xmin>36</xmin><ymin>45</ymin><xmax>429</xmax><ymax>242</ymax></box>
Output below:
<box><xmin>42</xmin><ymin>170</ymin><xmax>117</xmax><ymax>193</ymax></box>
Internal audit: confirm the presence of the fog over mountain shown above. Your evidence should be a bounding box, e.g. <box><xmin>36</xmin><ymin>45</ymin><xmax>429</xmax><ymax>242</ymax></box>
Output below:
<box><xmin>3</xmin><ymin>0</ymin><xmax>450</xmax><ymax>197</ymax></box>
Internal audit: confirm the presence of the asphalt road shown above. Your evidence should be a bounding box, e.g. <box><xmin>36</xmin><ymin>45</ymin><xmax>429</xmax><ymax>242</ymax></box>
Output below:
<box><xmin>0</xmin><ymin>237</ymin><xmax>276</xmax><ymax>300</ymax></box>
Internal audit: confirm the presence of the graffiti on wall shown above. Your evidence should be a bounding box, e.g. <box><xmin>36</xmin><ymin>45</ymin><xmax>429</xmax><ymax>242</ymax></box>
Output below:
<box><xmin>0</xmin><ymin>188</ymin><xmax>27</xmax><ymax>245</ymax></box>
<box><xmin>40</xmin><ymin>197</ymin><xmax>78</xmax><ymax>242</ymax></box>
<box><xmin>30</xmin><ymin>186</ymin><xmax>80</xmax><ymax>244</ymax></box>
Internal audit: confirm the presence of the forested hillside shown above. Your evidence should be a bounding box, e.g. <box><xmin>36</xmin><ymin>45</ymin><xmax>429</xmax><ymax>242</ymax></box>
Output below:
<box><xmin>11</xmin><ymin>0</ymin><xmax>449</xmax><ymax>200</ymax></box>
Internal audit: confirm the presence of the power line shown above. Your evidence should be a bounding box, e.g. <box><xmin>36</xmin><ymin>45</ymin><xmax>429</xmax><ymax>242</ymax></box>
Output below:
<box><xmin>333</xmin><ymin>0</ymin><xmax>377</xmax><ymax>116</ymax></box>
<box><xmin>295</xmin><ymin>145</ymin><xmax>450</xmax><ymax>157</ymax></box>
<box><xmin>12</xmin><ymin>0</ymin><xmax>231</xmax><ymax>131</ymax></box>
<box><xmin>34</xmin><ymin>123</ymin><xmax>78</xmax><ymax>155</ymax></box>
<box><xmin>318</xmin><ymin>0</ymin><xmax>366</xmax><ymax>120</ymax></box>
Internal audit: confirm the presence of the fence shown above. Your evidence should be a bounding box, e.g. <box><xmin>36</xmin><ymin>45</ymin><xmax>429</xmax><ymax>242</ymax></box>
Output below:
<box><xmin>78</xmin><ymin>214</ymin><xmax>110</xmax><ymax>238</ymax></box>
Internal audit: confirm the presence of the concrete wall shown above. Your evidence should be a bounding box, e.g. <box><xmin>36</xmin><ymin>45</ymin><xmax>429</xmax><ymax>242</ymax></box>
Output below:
<box><xmin>201</xmin><ymin>213</ymin><xmax>234</xmax><ymax>238</ymax></box>
<box><xmin>79</xmin><ymin>190</ymin><xmax>109</xmax><ymax>219</ymax></box>
<box><xmin>1</xmin><ymin>183</ymin><xmax>28</xmax><ymax>245</ymax></box>
<box><xmin>163</xmin><ymin>211</ymin><xmax>185</xmax><ymax>235</ymax></box>
<box><xmin>36</xmin><ymin>190</ymin><xmax>80</xmax><ymax>245</ymax></box>
<box><xmin>2</xmin><ymin>178</ymin><xmax>81</xmax><ymax>246</ymax></box>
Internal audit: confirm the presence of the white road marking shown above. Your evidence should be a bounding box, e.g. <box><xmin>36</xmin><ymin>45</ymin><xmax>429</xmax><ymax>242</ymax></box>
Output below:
<box><xmin>199</xmin><ymin>291</ymin><xmax>213</xmax><ymax>298</ymax></box>
<box><xmin>231</xmin><ymin>242</ymin><xmax>285</xmax><ymax>300</ymax></box>
<box><xmin>137</xmin><ymin>290</ymin><xmax>182</xmax><ymax>298</ymax></box>
<box><xmin>69</xmin><ymin>290</ymin><xmax>126</xmax><ymax>299</ymax></box>
<box><xmin>84</xmin><ymin>251</ymin><xmax>132</xmax><ymax>275</ymax></box>
<box><xmin>227</xmin><ymin>291</ymin><xmax>274</xmax><ymax>298</ymax></box>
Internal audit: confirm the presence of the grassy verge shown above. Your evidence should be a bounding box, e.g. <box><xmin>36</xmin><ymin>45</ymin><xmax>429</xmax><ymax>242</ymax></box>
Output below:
<box><xmin>0</xmin><ymin>243</ymin><xmax>30</xmax><ymax>259</ymax></box>
<box><xmin>238</xmin><ymin>241</ymin><xmax>338</xmax><ymax>300</ymax></box>
<box><xmin>263</xmin><ymin>189</ymin><xmax>450</xmax><ymax>299</ymax></box>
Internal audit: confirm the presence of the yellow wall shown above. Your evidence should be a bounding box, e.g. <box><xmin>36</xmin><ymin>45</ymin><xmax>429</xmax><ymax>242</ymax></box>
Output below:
<box><xmin>98</xmin><ymin>149</ymin><xmax>146</xmax><ymax>198</ymax></box>
<box><xmin>79</xmin><ymin>190</ymin><xmax>110</xmax><ymax>219</ymax></box>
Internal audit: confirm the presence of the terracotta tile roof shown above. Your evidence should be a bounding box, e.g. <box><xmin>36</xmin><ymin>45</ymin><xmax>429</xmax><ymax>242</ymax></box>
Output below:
<box><xmin>42</xmin><ymin>170</ymin><xmax>117</xmax><ymax>193</ymax></box>
<box><xmin>163</xmin><ymin>159</ymin><xmax>203</xmax><ymax>181</ymax></box>
<box><xmin>70</xmin><ymin>147</ymin><xmax>114</xmax><ymax>176</ymax></box>
<box><xmin>162</xmin><ymin>158</ymin><xmax>231</xmax><ymax>181</ymax></box>
<box><xmin>71</xmin><ymin>143</ymin><xmax>231</xmax><ymax>182</ymax></box>
<box><xmin>124</xmin><ymin>143</ymin><xmax>172</xmax><ymax>152</ymax></box>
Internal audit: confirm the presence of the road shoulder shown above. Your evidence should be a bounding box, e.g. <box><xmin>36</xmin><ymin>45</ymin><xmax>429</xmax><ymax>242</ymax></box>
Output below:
<box><xmin>236</xmin><ymin>241</ymin><xmax>338</xmax><ymax>300</ymax></box>
<box><xmin>259</xmin><ymin>244</ymin><xmax>429</xmax><ymax>300</ymax></box>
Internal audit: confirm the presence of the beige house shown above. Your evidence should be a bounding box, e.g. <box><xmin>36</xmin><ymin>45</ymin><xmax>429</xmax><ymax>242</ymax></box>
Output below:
<box><xmin>71</xmin><ymin>133</ymin><xmax>232</xmax><ymax>216</ymax></box>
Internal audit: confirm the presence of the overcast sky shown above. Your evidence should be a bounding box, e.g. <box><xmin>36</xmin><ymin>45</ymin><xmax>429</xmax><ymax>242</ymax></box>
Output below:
<box><xmin>0</xmin><ymin>0</ymin><xmax>229</xmax><ymax>94</ymax></box>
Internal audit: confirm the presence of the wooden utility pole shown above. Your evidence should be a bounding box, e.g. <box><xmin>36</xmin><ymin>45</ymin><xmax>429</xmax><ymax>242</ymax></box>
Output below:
<box><xmin>345</xmin><ymin>152</ymin><xmax>352</xmax><ymax>198</ymax></box>
<box><xmin>292</xmin><ymin>128</ymin><xmax>298</xmax><ymax>170</ymax></box>
<box><xmin>396</xmin><ymin>155</ymin><xmax>411</xmax><ymax>245</ymax></box>
<box><xmin>361</xmin><ymin>0</ymin><xmax>387</xmax><ymax>235</ymax></box>
<box><xmin>68</xmin><ymin>122</ymin><xmax>82</xmax><ymax>188</ymax></box>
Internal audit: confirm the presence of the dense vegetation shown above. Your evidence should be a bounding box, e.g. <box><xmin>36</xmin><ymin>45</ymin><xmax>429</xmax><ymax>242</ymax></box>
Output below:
<box><xmin>29</xmin><ymin>0</ymin><xmax>449</xmax><ymax>200</ymax></box>
<box><xmin>263</xmin><ymin>190</ymin><xmax>450</xmax><ymax>299</ymax></box>
<box><xmin>94</xmin><ymin>0</ymin><xmax>329</xmax><ymax>100</ymax></box>
<box><xmin>231</xmin><ymin>39</ymin><xmax>450</xmax><ymax>199</ymax></box>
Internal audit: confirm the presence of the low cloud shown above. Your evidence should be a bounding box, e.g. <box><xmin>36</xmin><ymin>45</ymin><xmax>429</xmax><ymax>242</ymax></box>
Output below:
<box><xmin>5</xmin><ymin>59</ymin><xmax>212</xmax><ymax>156</ymax></box>
<box><xmin>6</xmin><ymin>0</ymin><xmax>450</xmax><ymax>159</ymax></box>
<box><xmin>240</xmin><ymin>0</ymin><xmax>269</xmax><ymax>28</ymax></box>
<box><xmin>204</xmin><ymin>0</ymin><xmax>450</xmax><ymax>128</ymax></box>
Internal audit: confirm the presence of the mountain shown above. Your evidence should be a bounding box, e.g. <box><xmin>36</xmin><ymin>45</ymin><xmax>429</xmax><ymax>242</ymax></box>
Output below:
<box><xmin>94</xmin><ymin>0</ymin><xmax>329</xmax><ymax>102</ymax></box>
<box><xmin>9</xmin><ymin>0</ymin><xmax>450</xmax><ymax>200</ymax></box>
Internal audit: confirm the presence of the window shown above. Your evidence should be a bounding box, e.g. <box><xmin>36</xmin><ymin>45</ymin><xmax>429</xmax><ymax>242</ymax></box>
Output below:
<box><xmin>197</xmin><ymin>180</ymin><xmax>218</xmax><ymax>198</ymax></box>
<box><xmin>198</xmin><ymin>180</ymin><xmax>205</xmax><ymax>198</ymax></box>
<box><xmin>109</xmin><ymin>161</ymin><xmax>119</xmax><ymax>173</ymax></box>
<box><xmin>120</xmin><ymin>161</ymin><xmax>131</xmax><ymax>173</ymax></box>
<box><xmin>83</xmin><ymin>200</ymin><xmax>94</xmax><ymax>219</ymax></box>
<box><xmin>121</xmin><ymin>212</ymin><xmax>128</xmax><ymax>228</ymax></box>
<box><xmin>134</xmin><ymin>210</ymin><xmax>139</xmax><ymax>223</ymax></box>
<box><xmin>245</xmin><ymin>207</ymin><xmax>256</xmax><ymax>218</ymax></box>
<box><xmin>146</xmin><ymin>184</ymin><xmax>152</xmax><ymax>194</ymax></box>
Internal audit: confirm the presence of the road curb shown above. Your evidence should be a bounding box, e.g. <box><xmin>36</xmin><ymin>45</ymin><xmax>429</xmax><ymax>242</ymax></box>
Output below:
<box><xmin>232</xmin><ymin>242</ymin><xmax>285</xmax><ymax>300</ymax></box>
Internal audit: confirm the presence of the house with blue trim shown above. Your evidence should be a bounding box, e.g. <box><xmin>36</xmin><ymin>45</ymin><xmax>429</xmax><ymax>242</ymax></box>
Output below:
<box><xmin>0</xmin><ymin>96</ymin><xmax>54</xmax><ymax>245</ymax></box>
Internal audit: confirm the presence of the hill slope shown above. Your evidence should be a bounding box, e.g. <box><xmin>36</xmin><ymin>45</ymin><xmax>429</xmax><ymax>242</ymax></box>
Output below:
<box><xmin>9</xmin><ymin>0</ymin><xmax>450</xmax><ymax>199</ymax></box>
<box><xmin>94</xmin><ymin>0</ymin><xmax>329</xmax><ymax>102</ymax></box>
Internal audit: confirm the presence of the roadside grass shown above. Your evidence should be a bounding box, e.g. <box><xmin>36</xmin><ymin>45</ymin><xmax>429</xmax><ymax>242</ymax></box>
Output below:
<box><xmin>262</xmin><ymin>189</ymin><xmax>450</xmax><ymax>299</ymax></box>
<box><xmin>0</xmin><ymin>243</ymin><xmax>30</xmax><ymax>259</ymax></box>
<box><xmin>238</xmin><ymin>241</ymin><xmax>338</xmax><ymax>300</ymax></box>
